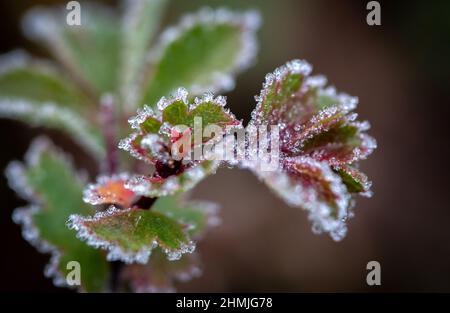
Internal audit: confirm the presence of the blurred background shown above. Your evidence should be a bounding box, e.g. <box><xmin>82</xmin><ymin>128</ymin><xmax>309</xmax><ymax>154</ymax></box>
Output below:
<box><xmin>1</xmin><ymin>0</ymin><xmax>449</xmax><ymax>292</ymax></box>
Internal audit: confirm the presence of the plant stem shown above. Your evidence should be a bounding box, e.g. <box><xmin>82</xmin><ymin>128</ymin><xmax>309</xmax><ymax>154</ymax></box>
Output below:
<box><xmin>100</xmin><ymin>95</ymin><xmax>119</xmax><ymax>175</ymax></box>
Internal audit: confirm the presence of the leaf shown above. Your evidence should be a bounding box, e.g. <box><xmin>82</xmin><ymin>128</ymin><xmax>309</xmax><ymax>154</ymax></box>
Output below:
<box><xmin>252</xmin><ymin>156</ymin><xmax>351</xmax><ymax>241</ymax></box>
<box><xmin>250</xmin><ymin>59</ymin><xmax>376</xmax><ymax>163</ymax></box>
<box><xmin>120</xmin><ymin>88</ymin><xmax>240</xmax><ymax>197</ymax></box>
<box><xmin>141</xmin><ymin>8</ymin><xmax>260</xmax><ymax>106</ymax></box>
<box><xmin>244</xmin><ymin>60</ymin><xmax>377</xmax><ymax>240</ymax></box>
<box><xmin>68</xmin><ymin>206</ymin><xmax>195</xmax><ymax>264</ymax></box>
<box><xmin>5</xmin><ymin>137</ymin><xmax>109</xmax><ymax>292</ymax></box>
<box><xmin>0</xmin><ymin>50</ymin><xmax>93</xmax><ymax>112</ymax></box>
<box><xmin>152</xmin><ymin>195</ymin><xmax>220</xmax><ymax>238</ymax></box>
<box><xmin>120</xmin><ymin>249</ymin><xmax>201</xmax><ymax>293</ymax></box>
<box><xmin>22</xmin><ymin>4</ymin><xmax>121</xmax><ymax>94</ymax></box>
<box><xmin>117</xmin><ymin>194</ymin><xmax>220</xmax><ymax>292</ymax></box>
<box><xmin>0</xmin><ymin>99</ymin><xmax>105</xmax><ymax>160</ymax></box>
<box><xmin>121</xmin><ymin>0</ymin><xmax>168</xmax><ymax>110</ymax></box>
<box><xmin>333</xmin><ymin>164</ymin><xmax>372</xmax><ymax>195</ymax></box>
<box><xmin>83</xmin><ymin>173</ymin><xmax>137</xmax><ymax>208</ymax></box>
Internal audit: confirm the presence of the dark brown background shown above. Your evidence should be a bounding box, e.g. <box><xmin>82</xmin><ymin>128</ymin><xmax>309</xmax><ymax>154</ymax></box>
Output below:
<box><xmin>1</xmin><ymin>0</ymin><xmax>449</xmax><ymax>292</ymax></box>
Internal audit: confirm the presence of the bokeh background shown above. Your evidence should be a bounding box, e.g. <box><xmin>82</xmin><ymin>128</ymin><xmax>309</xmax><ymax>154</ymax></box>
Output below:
<box><xmin>1</xmin><ymin>0</ymin><xmax>449</xmax><ymax>292</ymax></box>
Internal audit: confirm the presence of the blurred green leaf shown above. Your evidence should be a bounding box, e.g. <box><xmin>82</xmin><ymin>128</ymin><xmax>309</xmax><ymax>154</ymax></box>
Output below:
<box><xmin>121</xmin><ymin>0</ymin><xmax>168</xmax><ymax>110</ymax></box>
<box><xmin>23</xmin><ymin>4</ymin><xmax>121</xmax><ymax>94</ymax></box>
<box><xmin>6</xmin><ymin>137</ymin><xmax>109</xmax><ymax>292</ymax></box>
<box><xmin>0</xmin><ymin>51</ymin><xmax>93</xmax><ymax>112</ymax></box>
<box><xmin>141</xmin><ymin>8</ymin><xmax>260</xmax><ymax>106</ymax></box>
<box><xmin>0</xmin><ymin>99</ymin><xmax>105</xmax><ymax>160</ymax></box>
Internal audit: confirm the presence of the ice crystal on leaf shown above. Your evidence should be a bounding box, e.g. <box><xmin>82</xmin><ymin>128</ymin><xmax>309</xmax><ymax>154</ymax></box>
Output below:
<box><xmin>244</xmin><ymin>60</ymin><xmax>377</xmax><ymax>241</ymax></box>
<box><xmin>120</xmin><ymin>88</ymin><xmax>242</xmax><ymax>197</ymax></box>
<box><xmin>5</xmin><ymin>137</ymin><xmax>109</xmax><ymax>292</ymax></box>
<box><xmin>68</xmin><ymin>195</ymin><xmax>220</xmax><ymax>264</ymax></box>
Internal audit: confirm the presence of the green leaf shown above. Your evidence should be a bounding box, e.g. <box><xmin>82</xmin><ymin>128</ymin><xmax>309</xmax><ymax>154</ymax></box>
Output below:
<box><xmin>141</xmin><ymin>8</ymin><xmax>260</xmax><ymax>106</ymax></box>
<box><xmin>0</xmin><ymin>99</ymin><xmax>105</xmax><ymax>160</ymax></box>
<box><xmin>162</xmin><ymin>97</ymin><xmax>239</xmax><ymax>129</ymax></box>
<box><xmin>120</xmin><ymin>249</ymin><xmax>201</xmax><ymax>293</ymax></box>
<box><xmin>333</xmin><ymin>165</ymin><xmax>372</xmax><ymax>194</ymax></box>
<box><xmin>152</xmin><ymin>195</ymin><xmax>220</xmax><ymax>238</ymax></box>
<box><xmin>0</xmin><ymin>51</ymin><xmax>93</xmax><ymax>112</ymax></box>
<box><xmin>6</xmin><ymin>137</ymin><xmax>109</xmax><ymax>292</ymax></box>
<box><xmin>121</xmin><ymin>0</ymin><xmax>168</xmax><ymax>110</ymax></box>
<box><xmin>23</xmin><ymin>4</ymin><xmax>121</xmax><ymax>94</ymax></box>
<box><xmin>68</xmin><ymin>206</ymin><xmax>195</xmax><ymax>264</ymax></box>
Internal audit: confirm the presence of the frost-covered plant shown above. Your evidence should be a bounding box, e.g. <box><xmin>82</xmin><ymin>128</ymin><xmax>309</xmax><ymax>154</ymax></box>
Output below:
<box><xmin>1</xmin><ymin>0</ymin><xmax>376</xmax><ymax>292</ymax></box>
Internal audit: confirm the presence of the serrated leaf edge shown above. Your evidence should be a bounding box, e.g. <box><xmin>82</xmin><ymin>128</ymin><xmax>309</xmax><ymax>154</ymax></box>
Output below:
<box><xmin>67</xmin><ymin>206</ymin><xmax>196</xmax><ymax>264</ymax></box>
<box><xmin>144</xmin><ymin>7</ymin><xmax>261</xmax><ymax>97</ymax></box>
<box><xmin>5</xmin><ymin>137</ymin><xmax>88</xmax><ymax>290</ymax></box>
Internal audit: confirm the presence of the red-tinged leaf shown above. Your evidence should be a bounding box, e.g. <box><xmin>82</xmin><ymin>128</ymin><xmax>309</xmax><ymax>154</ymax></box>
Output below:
<box><xmin>249</xmin><ymin>156</ymin><xmax>350</xmax><ymax>241</ymax></box>
<box><xmin>119</xmin><ymin>88</ymin><xmax>241</xmax><ymax>197</ymax></box>
<box><xmin>243</xmin><ymin>60</ymin><xmax>377</xmax><ymax>240</ymax></box>
<box><xmin>120</xmin><ymin>250</ymin><xmax>201</xmax><ymax>293</ymax></box>
<box><xmin>83</xmin><ymin>173</ymin><xmax>137</xmax><ymax>208</ymax></box>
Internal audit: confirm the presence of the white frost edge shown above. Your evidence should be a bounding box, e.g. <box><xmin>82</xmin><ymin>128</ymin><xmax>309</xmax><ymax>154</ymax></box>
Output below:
<box><xmin>67</xmin><ymin>206</ymin><xmax>196</xmax><ymax>264</ymax></box>
<box><xmin>141</xmin><ymin>7</ymin><xmax>261</xmax><ymax>102</ymax></box>
<box><xmin>251</xmin><ymin>59</ymin><xmax>359</xmax><ymax>124</ymax></box>
<box><xmin>243</xmin><ymin>156</ymin><xmax>351</xmax><ymax>241</ymax></box>
<box><xmin>0</xmin><ymin>98</ymin><xmax>105</xmax><ymax>159</ymax></box>
<box><xmin>0</xmin><ymin>49</ymin><xmax>68</xmax><ymax>79</ymax></box>
<box><xmin>6</xmin><ymin>137</ymin><xmax>86</xmax><ymax>290</ymax></box>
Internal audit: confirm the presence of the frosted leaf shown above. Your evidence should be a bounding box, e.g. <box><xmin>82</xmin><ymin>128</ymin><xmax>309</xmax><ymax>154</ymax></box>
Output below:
<box><xmin>333</xmin><ymin>164</ymin><xmax>372</xmax><ymax>195</ymax></box>
<box><xmin>244</xmin><ymin>60</ymin><xmax>377</xmax><ymax>240</ymax></box>
<box><xmin>0</xmin><ymin>50</ymin><xmax>93</xmax><ymax>111</ymax></box>
<box><xmin>120</xmin><ymin>88</ymin><xmax>240</xmax><ymax>197</ymax></box>
<box><xmin>83</xmin><ymin>173</ymin><xmax>137</xmax><ymax>207</ymax></box>
<box><xmin>120</xmin><ymin>250</ymin><xmax>201</xmax><ymax>293</ymax></box>
<box><xmin>67</xmin><ymin>206</ymin><xmax>196</xmax><ymax>264</ymax></box>
<box><xmin>120</xmin><ymin>0</ymin><xmax>168</xmax><ymax>111</ymax></box>
<box><xmin>246</xmin><ymin>156</ymin><xmax>350</xmax><ymax>240</ymax></box>
<box><xmin>141</xmin><ymin>7</ymin><xmax>261</xmax><ymax>105</ymax></box>
<box><xmin>22</xmin><ymin>3</ymin><xmax>121</xmax><ymax>93</ymax></box>
<box><xmin>5</xmin><ymin>137</ymin><xmax>109</xmax><ymax>291</ymax></box>
<box><xmin>0</xmin><ymin>99</ymin><xmax>105</xmax><ymax>160</ymax></box>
